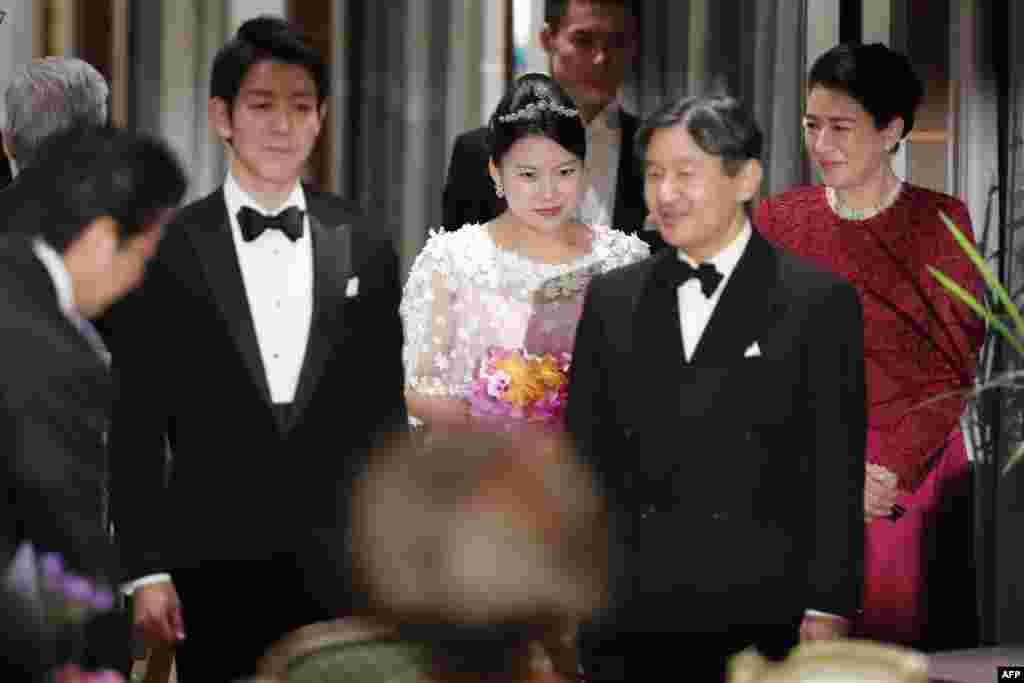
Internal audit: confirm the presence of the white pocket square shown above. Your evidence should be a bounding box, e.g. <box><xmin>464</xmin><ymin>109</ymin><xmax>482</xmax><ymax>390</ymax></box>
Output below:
<box><xmin>346</xmin><ymin>276</ymin><xmax>359</xmax><ymax>297</ymax></box>
<box><xmin>744</xmin><ymin>341</ymin><xmax>762</xmax><ymax>358</ymax></box>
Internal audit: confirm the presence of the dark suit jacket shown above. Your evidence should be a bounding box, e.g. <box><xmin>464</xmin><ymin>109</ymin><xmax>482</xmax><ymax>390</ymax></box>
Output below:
<box><xmin>441</xmin><ymin>111</ymin><xmax>665</xmax><ymax>252</ymax></box>
<box><xmin>0</xmin><ymin>234</ymin><xmax>114</xmax><ymax>579</ymax></box>
<box><xmin>567</xmin><ymin>228</ymin><xmax>866</xmax><ymax>637</ymax></box>
<box><xmin>0</xmin><ymin>173</ymin><xmax>25</xmax><ymax>234</ymax></box>
<box><xmin>0</xmin><ymin>584</ymin><xmax>54</xmax><ymax>680</ymax></box>
<box><xmin>108</xmin><ymin>187</ymin><xmax>407</xmax><ymax>582</ymax></box>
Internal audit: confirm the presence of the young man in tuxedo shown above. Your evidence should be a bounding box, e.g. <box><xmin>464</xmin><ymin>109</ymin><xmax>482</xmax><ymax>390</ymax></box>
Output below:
<box><xmin>566</xmin><ymin>94</ymin><xmax>867</xmax><ymax>681</ymax></box>
<box><xmin>442</xmin><ymin>0</ymin><xmax>663</xmax><ymax>250</ymax></box>
<box><xmin>109</xmin><ymin>16</ymin><xmax>407</xmax><ymax>681</ymax></box>
<box><xmin>0</xmin><ymin>125</ymin><xmax>186</xmax><ymax>680</ymax></box>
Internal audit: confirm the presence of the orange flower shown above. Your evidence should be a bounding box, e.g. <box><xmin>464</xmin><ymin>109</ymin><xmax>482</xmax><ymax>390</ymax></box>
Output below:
<box><xmin>533</xmin><ymin>355</ymin><xmax>567</xmax><ymax>391</ymax></box>
<box><xmin>494</xmin><ymin>355</ymin><xmax>545</xmax><ymax>407</ymax></box>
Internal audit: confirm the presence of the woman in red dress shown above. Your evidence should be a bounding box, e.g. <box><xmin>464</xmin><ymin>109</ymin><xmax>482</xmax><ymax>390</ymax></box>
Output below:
<box><xmin>755</xmin><ymin>43</ymin><xmax>984</xmax><ymax>647</ymax></box>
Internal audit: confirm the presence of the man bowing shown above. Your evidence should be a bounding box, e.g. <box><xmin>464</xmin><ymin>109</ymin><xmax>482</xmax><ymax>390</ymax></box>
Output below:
<box><xmin>567</xmin><ymin>94</ymin><xmax>866</xmax><ymax>681</ymax></box>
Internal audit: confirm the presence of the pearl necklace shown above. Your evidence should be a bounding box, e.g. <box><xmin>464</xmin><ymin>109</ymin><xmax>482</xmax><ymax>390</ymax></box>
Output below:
<box><xmin>826</xmin><ymin>181</ymin><xmax>903</xmax><ymax>221</ymax></box>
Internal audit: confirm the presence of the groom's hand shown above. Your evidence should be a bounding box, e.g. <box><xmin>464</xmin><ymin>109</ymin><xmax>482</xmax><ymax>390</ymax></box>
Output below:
<box><xmin>133</xmin><ymin>582</ymin><xmax>186</xmax><ymax>648</ymax></box>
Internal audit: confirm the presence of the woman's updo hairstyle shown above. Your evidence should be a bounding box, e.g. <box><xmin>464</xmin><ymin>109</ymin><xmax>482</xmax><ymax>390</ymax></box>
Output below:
<box><xmin>808</xmin><ymin>42</ymin><xmax>924</xmax><ymax>152</ymax></box>
<box><xmin>488</xmin><ymin>72</ymin><xmax>586</xmax><ymax>165</ymax></box>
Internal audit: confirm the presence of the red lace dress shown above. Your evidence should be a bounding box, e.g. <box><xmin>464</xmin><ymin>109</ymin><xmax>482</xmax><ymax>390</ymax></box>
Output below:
<box><xmin>755</xmin><ymin>184</ymin><xmax>984</xmax><ymax>645</ymax></box>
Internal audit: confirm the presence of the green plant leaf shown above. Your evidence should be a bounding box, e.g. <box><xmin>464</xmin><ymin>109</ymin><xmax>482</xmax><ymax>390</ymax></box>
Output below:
<box><xmin>1004</xmin><ymin>441</ymin><xmax>1024</xmax><ymax>476</ymax></box>
<box><xmin>931</xmin><ymin>210</ymin><xmax>1024</xmax><ymax>476</ymax></box>
<box><xmin>927</xmin><ymin>265</ymin><xmax>1024</xmax><ymax>357</ymax></box>
<box><xmin>939</xmin><ymin>210</ymin><xmax>1024</xmax><ymax>339</ymax></box>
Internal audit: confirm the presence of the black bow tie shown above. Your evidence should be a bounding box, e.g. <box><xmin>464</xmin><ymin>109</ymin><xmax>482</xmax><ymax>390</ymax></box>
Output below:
<box><xmin>657</xmin><ymin>257</ymin><xmax>724</xmax><ymax>298</ymax></box>
<box><xmin>237</xmin><ymin>206</ymin><xmax>305</xmax><ymax>242</ymax></box>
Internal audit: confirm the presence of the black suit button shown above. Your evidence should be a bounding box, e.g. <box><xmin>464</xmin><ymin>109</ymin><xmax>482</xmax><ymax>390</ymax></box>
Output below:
<box><xmin>745</xmin><ymin>430</ymin><xmax>754</xmax><ymax>442</ymax></box>
<box><xmin>623</xmin><ymin>427</ymin><xmax>634</xmax><ymax>438</ymax></box>
<box><xmin>711</xmin><ymin>511</ymin><xmax>729</xmax><ymax>522</ymax></box>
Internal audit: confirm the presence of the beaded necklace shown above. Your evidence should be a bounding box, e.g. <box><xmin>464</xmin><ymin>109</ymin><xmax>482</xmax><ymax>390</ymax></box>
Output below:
<box><xmin>826</xmin><ymin>181</ymin><xmax>903</xmax><ymax>221</ymax></box>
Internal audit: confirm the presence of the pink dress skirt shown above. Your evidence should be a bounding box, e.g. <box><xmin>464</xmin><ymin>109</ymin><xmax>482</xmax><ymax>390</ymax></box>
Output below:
<box><xmin>853</xmin><ymin>426</ymin><xmax>971</xmax><ymax>645</ymax></box>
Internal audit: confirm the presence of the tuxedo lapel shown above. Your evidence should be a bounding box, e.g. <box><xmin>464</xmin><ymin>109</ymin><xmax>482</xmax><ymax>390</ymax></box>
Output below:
<box><xmin>629</xmin><ymin>250</ymin><xmax>687</xmax><ymax>424</ymax></box>
<box><xmin>289</xmin><ymin>206</ymin><xmax>352</xmax><ymax>426</ymax></box>
<box><xmin>184</xmin><ymin>191</ymin><xmax>273</xmax><ymax>408</ymax></box>
<box><xmin>691</xmin><ymin>229</ymin><xmax>784</xmax><ymax>366</ymax></box>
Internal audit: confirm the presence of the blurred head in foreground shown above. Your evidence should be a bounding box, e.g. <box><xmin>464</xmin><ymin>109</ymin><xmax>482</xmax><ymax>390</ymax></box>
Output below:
<box><xmin>350</xmin><ymin>427</ymin><xmax>609</xmax><ymax>681</ymax></box>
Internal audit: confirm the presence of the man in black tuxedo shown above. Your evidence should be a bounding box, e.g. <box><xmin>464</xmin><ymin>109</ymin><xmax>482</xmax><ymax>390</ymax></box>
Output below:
<box><xmin>442</xmin><ymin>0</ymin><xmax>663</xmax><ymax>250</ymax></box>
<box><xmin>109</xmin><ymin>16</ymin><xmax>407</xmax><ymax>681</ymax></box>
<box><xmin>566</xmin><ymin>94</ymin><xmax>867</xmax><ymax>680</ymax></box>
<box><xmin>0</xmin><ymin>57</ymin><xmax>110</xmax><ymax>228</ymax></box>
<box><xmin>0</xmin><ymin>125</ymin><xmax>186</xmax><ymax>679</ymax></box>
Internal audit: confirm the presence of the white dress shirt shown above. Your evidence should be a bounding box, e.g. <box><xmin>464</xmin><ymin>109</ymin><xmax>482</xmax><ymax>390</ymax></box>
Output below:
<box><xmin>31</xmin><ymin>239</ymin><xmax>75</xmax><ymax>318</ymax></box>
<box><xmin>676</xmin><ymin>222</ymin><xmax>845</xmax><ymax>624</ymax></box>
<box><xmin>123</xmin><ymin>174</ymin><xmax>315</xmax><ymax>597</ymax></box>
<box><xmin>676</xmin><ymin>223</ymin><xmax>751</xmax><ymax>361</ymax></box>
<box><xmin>577</xmin><ymin>103</ymin><xmax>622</xmax><ymax>227</ymax></box>
<box><xmin>223</xmin><ymin>171</ymin><xmax>314</xmax><ymax>405</ymax></box>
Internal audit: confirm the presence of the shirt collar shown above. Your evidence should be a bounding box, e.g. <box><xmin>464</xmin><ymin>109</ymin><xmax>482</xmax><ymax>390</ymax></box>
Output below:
<box><xmin>31</xmin><ymin>238</ymin><xmax>76</xmax><ymax>319</ymax></box>
<box><xmin>677</xmin><ymin>219</ymin><xmax>752</xmax><ymax>280</ymax></box>
<box><xmin>223</xmin><ymin>170</ymin><xmax>307</xmax><ymax>225</ymax></box>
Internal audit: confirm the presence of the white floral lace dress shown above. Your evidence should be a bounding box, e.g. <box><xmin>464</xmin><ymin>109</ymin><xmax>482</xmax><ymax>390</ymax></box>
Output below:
<box><xmin>401</xmin><ymin>222</ymin><xmax>649</xmax><ymax>426</ymax></box>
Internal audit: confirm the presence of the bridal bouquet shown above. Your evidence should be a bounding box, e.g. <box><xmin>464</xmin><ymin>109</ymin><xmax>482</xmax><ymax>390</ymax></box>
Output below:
<box><xmin>467</xmin><ymin>347</ymin><xmax>571</xmax><ymax>426</ymax></box>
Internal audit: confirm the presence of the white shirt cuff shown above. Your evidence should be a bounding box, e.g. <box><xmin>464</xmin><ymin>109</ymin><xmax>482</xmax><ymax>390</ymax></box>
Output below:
<box><xmin>804</xmin><ymin>608</ymin><xmax>849</xmax><ymax>621</ymax></box>
<box><xmin>121</xmin><ymin>572</ymin><xmax>172</xmax><ymax>596</ymax></box>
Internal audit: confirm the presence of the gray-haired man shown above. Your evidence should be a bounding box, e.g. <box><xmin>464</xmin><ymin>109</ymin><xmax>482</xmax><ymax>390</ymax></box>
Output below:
<box><xmin>1</xmin><ymin>56</ymin><xmax>109</xmax><ymax>196</ymax></box>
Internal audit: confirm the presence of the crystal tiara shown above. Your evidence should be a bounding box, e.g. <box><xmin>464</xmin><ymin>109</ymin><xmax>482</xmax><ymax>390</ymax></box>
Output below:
<box><xmin>497</xmin><ymin>99</ymin><xmax>579</xmax><ymax>124</ymax></box>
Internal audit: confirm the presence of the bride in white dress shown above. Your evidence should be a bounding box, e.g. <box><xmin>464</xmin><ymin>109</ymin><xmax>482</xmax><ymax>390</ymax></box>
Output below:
<box><xmin>401</xmin><ymin>73</ymin><xmax>649</xmax><ymax>431</ymax></box>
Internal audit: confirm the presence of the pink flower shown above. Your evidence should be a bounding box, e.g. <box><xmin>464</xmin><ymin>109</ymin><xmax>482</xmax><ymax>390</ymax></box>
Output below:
<box><xmin>485</xmin><ymin>370</ymin><xmax>511</xmax><ymax>399</ymax></box>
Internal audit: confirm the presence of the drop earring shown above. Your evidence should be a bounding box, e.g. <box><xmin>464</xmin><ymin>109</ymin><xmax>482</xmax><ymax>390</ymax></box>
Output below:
<box><xmin>494</xmin><ymin>179</ymin><xmax>505</xmax><ymax>198</ymax></box>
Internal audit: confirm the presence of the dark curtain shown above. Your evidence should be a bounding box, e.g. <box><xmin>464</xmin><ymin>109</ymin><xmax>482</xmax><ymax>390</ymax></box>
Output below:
<box><xmin>627</xmin><ymin>0</ymin><xmax>809</xmax><ymax>196</ymax></box>
<box><xmin>339</xmin><ymin>0</ymin><xmax>452</xmax><ymax>275</ymax></box>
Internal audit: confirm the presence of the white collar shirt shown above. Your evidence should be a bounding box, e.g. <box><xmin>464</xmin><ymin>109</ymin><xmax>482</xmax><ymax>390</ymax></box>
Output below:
<box><xmin>676</xmin><ymin>221</ymin><xmax>752</xmax><ymax>361</ymax></box>
<box><xmin>576</xmin><ymin>102</ymin><xmax>622</xmax><ymax>227</ymax></box>
<box><xmin>223</xmin><ymin>172</ymin><xmax>313</xmax><ymax>404</ymax></box>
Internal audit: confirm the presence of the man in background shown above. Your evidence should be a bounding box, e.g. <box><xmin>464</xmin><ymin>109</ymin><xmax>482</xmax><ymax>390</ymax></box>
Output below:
<box><xmin>1</xmin><ymin>56</ymin><xmax>109</xmax><ymax>216</ymax></box>
<box><xmin>442</xmin><ymin>0</ymin><xmax>663</xmax><ymax>250</ymax></box>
